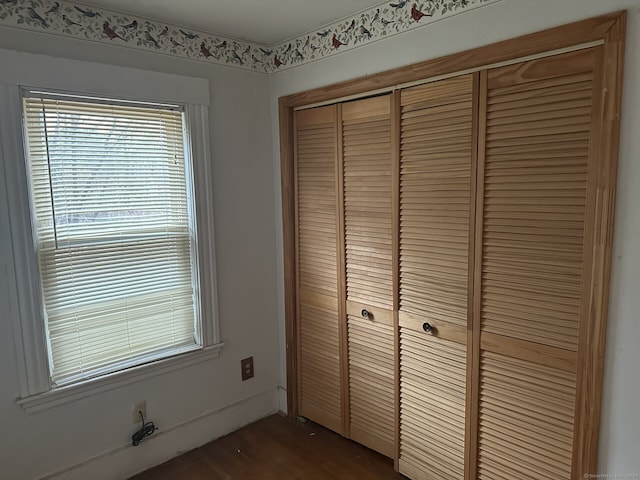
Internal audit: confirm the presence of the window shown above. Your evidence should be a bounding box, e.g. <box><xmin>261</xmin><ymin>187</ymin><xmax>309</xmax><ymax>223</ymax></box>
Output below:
<box><xmin>1</xmin><ymin>56</ymin><xmax>219</xmax><ymax>412</ymax></box>
<box><xmin>22</xmin><ymin>91</ymin><xmax>202</xmax><ymax>386</ymax></box>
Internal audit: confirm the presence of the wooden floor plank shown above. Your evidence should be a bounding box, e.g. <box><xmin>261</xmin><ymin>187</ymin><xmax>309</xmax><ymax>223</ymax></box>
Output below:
<box><xmin>129</xmin><ymin>414</ymin><xmax>405</xmax><ymax>479</ymax></box>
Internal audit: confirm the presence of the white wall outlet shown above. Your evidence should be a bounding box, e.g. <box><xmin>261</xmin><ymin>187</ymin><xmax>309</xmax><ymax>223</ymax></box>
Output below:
<box><xmin>132</xmin><ymin>401</ymin><xmax>146</xmax><ymax>424</ymax></box>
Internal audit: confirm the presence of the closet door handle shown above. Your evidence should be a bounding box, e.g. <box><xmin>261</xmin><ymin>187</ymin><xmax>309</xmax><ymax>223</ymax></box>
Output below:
<box><xmin>361</xmin><ymin>309</ymin><xmax>370</xmax><ymax>319</ymax></box>
<box><xmin>422</xmin><ymin>322</ymin><xmax>433</xmax><ymax>333</ymax></box>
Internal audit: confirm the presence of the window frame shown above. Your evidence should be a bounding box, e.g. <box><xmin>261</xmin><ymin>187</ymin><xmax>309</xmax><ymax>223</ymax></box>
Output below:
<box><xmin>0</xmin><ymin>52</ymin><xmax>223</xmax><ymax>413</ymax></box>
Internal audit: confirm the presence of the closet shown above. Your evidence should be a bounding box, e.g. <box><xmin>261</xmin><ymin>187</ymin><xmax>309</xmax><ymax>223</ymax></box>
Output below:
<box><xmin>285</xmin><ymin>12</ymin><xmax>624</xmax><ymax>480</ymax></box>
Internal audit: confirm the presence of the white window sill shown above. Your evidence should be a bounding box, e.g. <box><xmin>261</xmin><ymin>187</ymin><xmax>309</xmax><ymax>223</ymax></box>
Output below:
<box><xmin>17</xmin><ymin>342</ymin><xmax>225</xmax><ymax>414</ymax></box>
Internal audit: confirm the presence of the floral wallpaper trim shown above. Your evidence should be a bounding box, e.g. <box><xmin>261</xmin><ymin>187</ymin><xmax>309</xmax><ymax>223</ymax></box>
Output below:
<box><xmin>0</xmin><ymin>0</ymin><xmax>266</xmax><ymax>71</ymax></box>
<box><xmin>266</xmin><ymin>0</ymin><xmax>501</xmax><ymax>72</ymax></box>
<box><xmin>0</xmin><ymin>0</ymin><xmax>501</xmax><ymax>73</ymax></box>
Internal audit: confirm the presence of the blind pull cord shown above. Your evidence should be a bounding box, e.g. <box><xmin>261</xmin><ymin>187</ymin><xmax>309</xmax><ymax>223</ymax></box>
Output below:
<box><xmin>41</xmin><ymin>99</ymin><xmax>59</xmax><ymax>250</ymax></box>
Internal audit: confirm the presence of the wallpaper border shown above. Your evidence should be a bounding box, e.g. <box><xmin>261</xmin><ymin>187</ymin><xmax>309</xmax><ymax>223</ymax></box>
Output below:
<box><xmin>0</xmin><ymin>0</ymin><xmax>500</xmax><ymax>73</ymax></box>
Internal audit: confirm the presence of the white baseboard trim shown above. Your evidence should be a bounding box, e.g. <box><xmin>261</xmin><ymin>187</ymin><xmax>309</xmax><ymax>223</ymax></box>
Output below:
<box><xmin>39</xmin><ymin>387</ymin><xmax>280</xmax><ymax>480</ymax></box>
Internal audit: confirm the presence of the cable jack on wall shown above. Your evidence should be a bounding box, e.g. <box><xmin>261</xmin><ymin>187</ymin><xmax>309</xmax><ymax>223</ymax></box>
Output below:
<box><xmin>132</xmin><ymin>410</ymin><xmax>157</xmax><ymax>446</ymax></box>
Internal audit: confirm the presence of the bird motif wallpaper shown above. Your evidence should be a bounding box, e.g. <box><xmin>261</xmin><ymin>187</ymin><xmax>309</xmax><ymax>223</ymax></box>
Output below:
<box><xmin>0</xmin><ymin>0</ymin><xmax>500</xmax><ymax>73</ymax></box>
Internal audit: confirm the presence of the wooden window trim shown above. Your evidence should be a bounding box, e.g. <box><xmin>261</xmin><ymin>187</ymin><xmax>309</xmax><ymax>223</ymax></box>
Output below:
<box><xmin>279</xmin><ymin>11</ymin><xmax>625</xmax><ymax>477</ymax></box>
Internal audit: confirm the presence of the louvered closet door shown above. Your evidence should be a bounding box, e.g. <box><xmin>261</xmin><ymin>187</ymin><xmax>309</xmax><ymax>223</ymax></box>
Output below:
<box><xmin>398</xmin><ymin>75</ymin><xmax>475</xmax><ymax>480</ymax></box>
<box><xmin>342</xmin><ymin>95</ymin><xmax>395</xmax><ymax>457</ymax></box>
<box><xmin>475</xmin><ymin>48</ymin><xmax>597</xmax><ymax>480</ymax></box>
<box><xmin>295</xmin><ymin>106</ymin><xmax>342</xmax><ymax>433</ymax></box>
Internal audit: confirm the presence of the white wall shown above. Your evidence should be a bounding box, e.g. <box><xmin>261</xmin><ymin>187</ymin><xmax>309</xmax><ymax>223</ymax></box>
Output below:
<box><xmin>0</xmin><ymin>27</ymin><xmax>280</xmax><ymax>480</ymax></box>
<box><xmin>270</xmin><ymin>0</ymin><xmax>640</xmax><ymax>475</ymax></box>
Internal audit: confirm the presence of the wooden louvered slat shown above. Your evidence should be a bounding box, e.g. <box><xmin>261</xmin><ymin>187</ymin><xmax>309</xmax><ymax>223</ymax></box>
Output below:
<box><xmin>399</xmin><ymin>327</ymin><xmax>466</xmax><ymax>480</ymax></box>
<box><xmin>343</xmin><ymin>96</ymin><xmax>393</xmax><ymax>310</ymax></box>
<box><xmin>295</xmin><ymin>106</ymin><xmax>342</xmax><ymax>433</ymax></box>
<box><xmin>475</xmin><ymin>49</ymin><xmax>597</xmax><ymax>480</ymax></box>
<box><xmin>399</xmin><ymin>75</ymin><xmax>474</xmax><ymax>326</ymax></box>
<box><xmin>401</xmin><ymin>75</ymin><xmax>473</xmax><ymax>111</ymax></box>
<box><xmin>348</xmin><ymin>315</ymin><xmax>395</xmax><ymax>458</ymax></box>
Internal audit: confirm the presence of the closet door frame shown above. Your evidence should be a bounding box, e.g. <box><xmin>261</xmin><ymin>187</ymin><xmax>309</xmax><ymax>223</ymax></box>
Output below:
<box><xmin>280</xmin><ymin>11</ymin><xmax>625</xmax><ymax>476</ymax></box>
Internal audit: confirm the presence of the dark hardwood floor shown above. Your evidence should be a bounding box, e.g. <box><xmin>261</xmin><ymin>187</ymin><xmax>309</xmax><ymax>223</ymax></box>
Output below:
<box><xmin>130</xmin><ymin>414</ymin><xmax>406</xmax><ymax>479</ymax></box>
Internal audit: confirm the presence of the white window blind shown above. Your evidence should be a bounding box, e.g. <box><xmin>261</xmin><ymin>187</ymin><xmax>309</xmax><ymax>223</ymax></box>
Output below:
<box><xmin>23</xmin><ymin>92</ymin><xmax>201</xmax><ymax>386</ymax></box>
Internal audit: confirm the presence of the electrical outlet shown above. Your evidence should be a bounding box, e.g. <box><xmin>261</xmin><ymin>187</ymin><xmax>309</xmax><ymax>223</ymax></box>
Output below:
<box><xmin>241</xmin><ymin>356</ymin><xmax>254</xmax><ymax>381</ymax></box>
<box><xmin>133</xmin><ymin>400</ymin><xmax>146</xmax><ymax>424</ymax></box>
